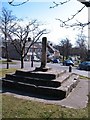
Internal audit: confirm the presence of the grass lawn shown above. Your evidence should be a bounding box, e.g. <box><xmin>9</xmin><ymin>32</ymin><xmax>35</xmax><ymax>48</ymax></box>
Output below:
<box><xmin>2</xmin><ymin>94</ymin><xmax>89</xmax><ymax>118</ymax></box>
<box><xmin>0</xmin><ymin>60</ymin><xmax>17</xmax><ymax>64</ymax></box>
<box><xmin>0</xmin><ymin>68</ymin><xmax>17</xmax><ymax>78</ymax></box>
<box><xmin>1</xmin><ymin>68</ymin><xmax>90</xmax><ymax>119</ymax></box>
<box><xmin>79</xmin><ymin>75</ymin><xmax>90</xmax><ymax>80</ymax></box>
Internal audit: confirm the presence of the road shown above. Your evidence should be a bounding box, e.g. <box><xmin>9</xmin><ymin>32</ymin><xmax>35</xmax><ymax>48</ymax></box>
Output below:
<box><xmin>1</xmin><ymin>60</ymin><xmax>90</xmax><ymax>78</ymax></box>
<box><xmin>48</xmin><ymin>63</ymin><xmax>90</xmax><ymax>78</ymax></box>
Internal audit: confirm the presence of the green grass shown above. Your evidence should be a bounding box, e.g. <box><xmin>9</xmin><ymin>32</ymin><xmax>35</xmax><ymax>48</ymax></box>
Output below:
<box><xmin>0</xmin><ymin>60</ymin><xmax>17</xmax><ymax>64</ymax></box>
<box><xmin>79</xmin><ymin>75</ymin><xmax>90</xmax><ymax>80</ymax></box>
<box><xmin>0</xmin><ymin>68</ymin><xmax>17</xmax><ymax>78</ymax></box>
<box><xmin>2</xmin><ymin>94</ymin><xmax>89</xmax><ymax>118</ymax></box>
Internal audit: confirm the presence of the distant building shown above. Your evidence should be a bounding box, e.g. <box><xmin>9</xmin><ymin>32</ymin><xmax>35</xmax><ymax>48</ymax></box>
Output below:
<box><xmin>25</xmin><ymin>42</ymin><xmax>42</xmax><ymax>61</ymax></box>
<box><xmin>1</xmin><ymin>40</ymin><xmax>60</xmax><ymax>61</ymax></box>
<box><xmin>2</xmin><ymin>41</ymin><xmax>20</xmax><ymax>60</ymax></box>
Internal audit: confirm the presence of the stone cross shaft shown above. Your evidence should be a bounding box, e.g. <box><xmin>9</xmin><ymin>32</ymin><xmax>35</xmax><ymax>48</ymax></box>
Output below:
<box><xmin>41</xmin><ymin>37</ymin><xmax>47</xmax><ymax>68</ymax></box>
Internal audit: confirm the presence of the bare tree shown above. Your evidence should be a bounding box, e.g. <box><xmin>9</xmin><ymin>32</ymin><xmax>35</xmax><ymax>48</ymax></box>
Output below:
<box><xmin>50</xmin><ymin>0</ymin><xmax>90</xmax><ymax>61</ymax></box>
<box><xmin>9</xmin><ymin>20</ymin><xmax>47</xmax><ymax>68</ymax></box>
<box><xmin>59</xmin><ymin>38</ymin><xmax>72</xmax><ymax>62</ymax></box>
<box><xmin>0</xmin><ymin>8</ymin><xmax>16</xmax><ymax>69</ymax></box>
<box><xmin>76</xmin><ymin>33</ymin><xmax>88</xmax><ymax>61</ymax></box>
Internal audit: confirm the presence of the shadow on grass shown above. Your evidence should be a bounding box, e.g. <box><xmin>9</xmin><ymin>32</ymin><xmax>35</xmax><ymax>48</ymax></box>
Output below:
<box><xmin>2</xmin><ymin>87</ymin><xmax>65</xmax><ymax>101</ymax></box>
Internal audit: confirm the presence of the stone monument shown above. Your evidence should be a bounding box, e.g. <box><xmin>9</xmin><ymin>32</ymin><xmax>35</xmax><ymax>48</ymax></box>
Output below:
<box><xmin>2</xmin><ymin>37</ymin><xmax>79</xmax><ymax>99</ymax></box>
<box><xmin>35</xmin><ymin>37</ymin><xmax>51</xmax><ymax>72</ymax></box>
<box><xmin>41</xmin><ymin>37</ymin><xmax>47</xmax><ymax>68</ymax></box>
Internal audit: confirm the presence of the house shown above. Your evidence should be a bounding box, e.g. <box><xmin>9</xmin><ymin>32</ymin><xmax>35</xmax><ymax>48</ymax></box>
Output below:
<box><xmin>1</xmin><ymin>40</ymin><xmax>60</xmax><ymax>61</ymax></box>
<box><xmin>2</xmin><ymin>41</ymin><xmax>20</xmax><ymax>60</ymax></box>
<box><xmin>25</xmin><ymin>42</ymin><xmax>42</xmax><ymax>61</ymax></box>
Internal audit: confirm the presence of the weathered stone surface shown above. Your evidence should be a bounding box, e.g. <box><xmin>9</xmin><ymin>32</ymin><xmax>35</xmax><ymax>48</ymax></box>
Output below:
<box><xmin>35</xmin><ymin>37</ymin><xmax>50</xmax><ymax>72</ymax></box>
<box><xmin>40</xmin><ymin>37</ymin><xmax>47</xmax><ymax>68</ymax></box>
<box><xmin>2</xmin><ymin>69</ymin><xmax>79</xmax><ymax>99</ymax></box>
<box><xmin>15</xmin><ymin>69</ymin><xmax>66</xmax><ymax>80</ymax></box>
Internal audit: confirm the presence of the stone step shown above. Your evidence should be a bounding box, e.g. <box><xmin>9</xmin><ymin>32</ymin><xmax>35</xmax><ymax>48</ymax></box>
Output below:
<box><xmin>58</xmin><ymin>74</ymin><xmax>79</xmax><ymax>97</ymax></box>
<box><xmin>2</xmin><ymin>79</ymin><xmax>66</xmax><ymax>99</ymax></box>
<box><xmin>2</xmin><ymin>79</ymin><xmax>36</xmax><ymax>93</ymax></box>
<box><xmin>2</xmin><ymin>68</ymin><xmax>79</xmax><ymax>99</ymax></box>
<box><xmin>15</xmin><ymin>69</ymin><xmax>66</xmax><ymax>80</ymax></box>
<box><xmin>5</xmin><ymin>74</ymin><xmax>61</xmax><ymax>88</ymax></box>
<box><xmin>2</xmin><ymin>73</ymin><xmax>79</xmax><ymax>99</ymax></box>
<box><xmin>54</xmin><ymin>72</ymin><xmax>72</xmax><ymax>84</ymax></box>
<box><xmin>36</xmin><ymin>74</ymin><xmax>79</xmax><ymax>98</ymax></box>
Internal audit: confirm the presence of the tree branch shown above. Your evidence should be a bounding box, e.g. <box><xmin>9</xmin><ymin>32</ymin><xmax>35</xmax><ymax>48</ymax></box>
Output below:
<box><xmin>8</xmin><ymin>0</ymin><xmax>30</xmax><ymax>6</ymax></box>
<box><xmin>77</xmin><ymin>0</ymin><xmax>90</xmax><ymax>7</ymax></box>
<box><xmin>50</xmin><ymin>0</ymin><xmax>89</xmax><ymax>29</ymax></box>
<box><xmin>24</xmin><ymin>29</ymin><xmax>47</xmax><ymax>58</ymax></box>
<box><xmin>56</xmin><ymin>5</ymin><xmax>85</xmax><ymax>27</ymax></box>
<box><xmin>50</xmin><ymin>0</ymin><xmax>71</xmax><ymax>8</ymax></box>
<box><xmin>56</xmin><ymin>18</ymin><xmax>90</xmax><ymax>29</ymax></box>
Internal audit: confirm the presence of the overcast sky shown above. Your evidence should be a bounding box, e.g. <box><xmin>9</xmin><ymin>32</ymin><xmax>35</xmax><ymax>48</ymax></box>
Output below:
<box><xmin>2</xmin><ymin>0</ymin><xmax>88</xmax><ymax>45</ymax></box>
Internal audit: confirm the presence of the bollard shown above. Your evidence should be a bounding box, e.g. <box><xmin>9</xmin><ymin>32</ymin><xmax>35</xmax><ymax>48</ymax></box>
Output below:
<box><xmin>31</xmin><ymin>61</ymin><xmax>33</xmax><ymax>67</ymax></box>
<box><xmin>69</xmin><ymin>65</ymin><xmax>72</xmax><ymax>72</ymax></box>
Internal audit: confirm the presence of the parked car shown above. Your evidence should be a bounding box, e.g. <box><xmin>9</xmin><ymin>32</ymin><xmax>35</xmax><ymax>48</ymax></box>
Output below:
<box><xmin>33</xmin><ymin>57</ymin><xmax>40</xmax><ymax>62</ymax></box>
<box><xmin>24</xmin><ymin>58</ymin><xmax>29</xmax><ymax>61</ymax></box>
<box><xmin>0</xmin><ymin>57</ymin><xmax>2</xmax><ymax>60</ymax></box>
<box><xmin>78</xmin><ymin>61</ymin><xmax>90</xmax><ymax>71</ymax></box>
<box><xmin>52</xmin><ymin>59</ymin><xmax>60</xmax><ymax>63</ymax></box>
<box><xmin>63</xmin><ymin>60</ymin><xmax>74</xmax><ymax>66</ymax></box>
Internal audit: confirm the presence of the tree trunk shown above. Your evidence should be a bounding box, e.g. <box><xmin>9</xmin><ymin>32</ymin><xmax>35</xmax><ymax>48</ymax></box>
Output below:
<box><xmin>6</xmin><ymin>46</ymin><xmax>9</xmax><ymax>69</ymax></box>
<box><xmin>6</xmin><ymin>61</ymin><xmax>9</xmax><ymax>69</ymax></box>
<box><xmin>21</xmin><ymin>57</ymin><xmax>24</xmax><ymax>69</ymax></box>
<box><xmin>66</xmin><ymin>48</ymin><xmax>69</xmax><ymax>59</ymax></box>
<box><xmin>5</xmin><ymin>31</ymin><xmax>9</xmax><ymax>69</ymax></box>
<box><xmin>62</xmin><ymin>49</ymin><xmax>65</xmax><ymax>65</ymax></box>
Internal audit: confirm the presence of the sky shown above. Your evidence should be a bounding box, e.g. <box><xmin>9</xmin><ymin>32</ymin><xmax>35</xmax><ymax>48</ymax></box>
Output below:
<box><xmin>1</xmin><ymin>0</ymin><xmax>88</xmax><ymax>45</ymax></box>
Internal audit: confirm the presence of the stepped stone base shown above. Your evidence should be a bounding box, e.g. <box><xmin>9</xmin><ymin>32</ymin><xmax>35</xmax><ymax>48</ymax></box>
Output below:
<box><xmin>34</xmin><ymin>66</ymin><xmax>51</xmax><ymax>72</ymax></box>
<box><xmin>2</xmin><ymin>69</ymin><xmax>79</xmax><ymax>99</ymax></box>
